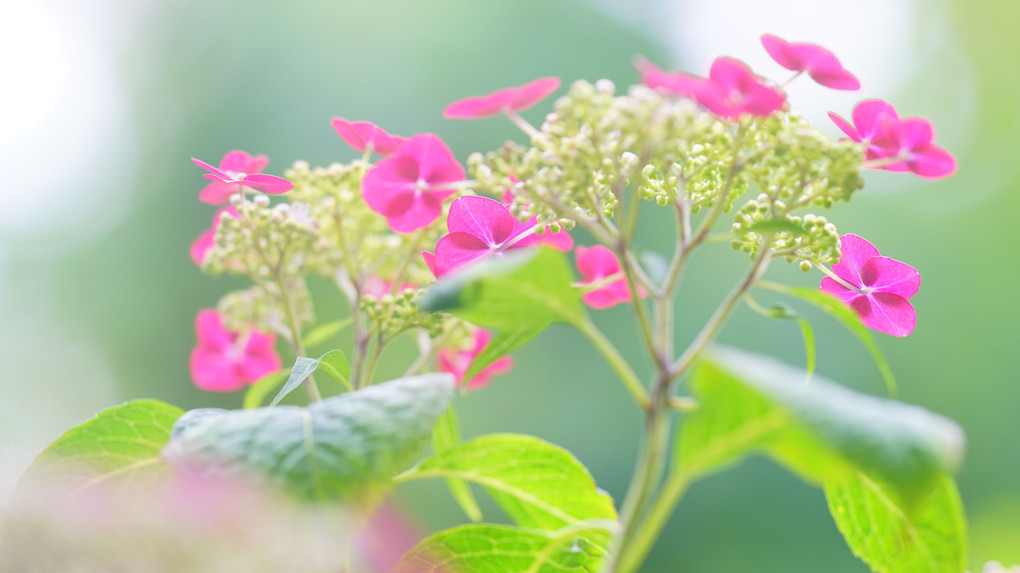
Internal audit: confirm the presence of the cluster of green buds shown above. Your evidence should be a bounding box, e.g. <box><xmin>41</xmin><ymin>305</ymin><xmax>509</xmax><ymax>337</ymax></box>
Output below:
<box><xmin>217</xmin><ymin>279</ymin><xmax>314</xmax><ymax>338</ymax></box>
<box><xmin>360</xmin><ymin>286</ymin><xmax>450</xmax><ymax>339</ymax></box>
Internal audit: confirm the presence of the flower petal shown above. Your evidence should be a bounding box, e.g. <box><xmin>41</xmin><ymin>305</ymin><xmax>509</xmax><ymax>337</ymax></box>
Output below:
<box><xmin>447</xmin><ymin>196</ymin><xmax>516</xmax><ymax>246</ymax></box>
<box><xmin>190</xmin><ymin>347</ymin><xmax>244</xmax><ymax>392</ymax></box>
<box><xmin>433</xmin><ymin>232</ymin><xmax>491</xmax><ymax>276</ymax></box>
<box><xmin>240</xmin><ymin>173</ymin><xmax>293</xmax><ymax>194</ymax></box>
<box><xmin>387</xmin><ymin>191</ymin><xmax>444</xmax><ymax>233</ymax></box>
<box><xmin>860</xmin><ymin>256</ymin><xmax>920</xmax><ymax>299</ymax></box>
<box><xmin>819</xmin><ymin>276</ymin><xmax>860</xmax><ymax>305</ymax></box>
<box><xmin>507</xmin><ymin>77</ymin><xmax>560</xmax><ymax>113</ymax></box>
<box><xmin>851</xmin><ymin>293</ymin><xmax>917</xmax><ymax>337</ymax></box>
<box><xmin>195</xmin><ymin>309</ymin><xmax>233</xmax><ymax>351</ymax></box>
<box><xmin>190</xmin><ymin>228</ymin><xmax>215</xmax><ymax>265</ymax></box>
<box><xmin>761</xmin><ymin>34</ymin><xmax>803</xmax><ymax>71</ymax></box>
<box><xmin>237</xmin><ymin>351</ymin><xmax>282</xmax><ymax>384</ymax></box>
<box><xmin>828</xmin><ymin>112</ymin><xmax>861</xmax><ymax>141</ymax></box>
<box><xmin>908</xmin><ymin>144</ymin><xmax>957</xmax><ymax>179</ymax></box>
<box><xmin>539</xmin><ymin>229</ymin><xmax>574</xmax><ymax>252</ymax></box>
<box><xmin>852</xmin><ymin>99</ymin><xmax>898</xmax><ymax>140</ymax></box>
<box><xmin>831</xmin><ymin>233</ymin><xmax>879</xmax><ymax>286</ymax></box>
<box><xmin>575</xmin><ymin>245</ymin><xmax>620</xmax><ymax>281</ymax></box>
<box><xmin>192</xmin><ymin>157</ymin><xmax>230</xmax><ymax>179</ymax></box>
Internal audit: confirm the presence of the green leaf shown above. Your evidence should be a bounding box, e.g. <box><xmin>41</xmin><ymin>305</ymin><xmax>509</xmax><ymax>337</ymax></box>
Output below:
<box><xmin>303</xmin><ymin>318</ymin><xmax>352</xmax><ymax>348</ymax></box>
<box><xmin>758</xmin><ymin>282</ymin><xmax>896</xmax><ymax>395</ymax></box>
<box><xmin>397</xmin><ymin>434</ymin><xmax>616</xmax><ymax>529</ymax></box>
<box><xmin>419</xmin><ymin>248</ymin><xmax>584</xmax><ymax>328</ymax></box>
<box><xmin>164</xmin><ymin>374</ymin><xmax>455</xmax><ymax>507</ymax></box>
<box><xmin>393</xmin><ymin>523</ymin><xmax>611</xmax><ymax>573</ymax></box>
<box><xmin>14</xmin><ymin>400</ymin><xmax>183</xmax><ymax>498</ymax></box>
<box><xmin>825</xmin><ymin>473</ymin><xmax>967</xmax><ymax>573</ymax></box>
<box><xmin>431</xmin><ymin>407</ymin><xmax>483</xmax><ymax>522</ymax></box>
<box><xmin>681</xmin><ymin>346</ymin><xmax>964</xmax><ymax>502</ymax></box>
<box><xmin>243</xmin><ymin>370</ymin><xmax>288</xmax><ymax>409</ymax></box>
<box><xmin>462</xmin><ymin>325</ymin><xmax>544</xmax><ymax>383</ymax></box>
<box><xmin>271</xmin><ymin>349</ymin><xmax>352</xmax><ymax>407</ymax></box>
<box><xmin>744</xmin><ymin>295</ymin><xmax>816</xmax><ymax>380</ymax></box>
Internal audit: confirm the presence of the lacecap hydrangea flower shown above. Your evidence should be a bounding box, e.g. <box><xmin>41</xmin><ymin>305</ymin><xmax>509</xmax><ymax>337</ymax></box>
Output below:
<box><xmin>760</xmin><ymin>34</ymin><xmax>860</xmax><ymax>90</ymax></box>
<box><xmin>189</xmin><ymin>309</ymin><xmax>282</xmax><ymax>391</ymax></box>
<box><xmin>443</xmin><ymin>77</ymin><xmax>561</xmax><ymax>119</ymax></box>
<box><xmin>192</xmin><ymin>151</ymin><xmax>293</xmax><ymax>204</ymax></box>
<box><xmin>331</xmin><ymin>118</ymin><xmax>407</xmax><ymax>156</ymax></box>
<box><xmin>438</xmin><ymin>329</ymin><xmax>513</xmax><ymax>389</ymax></box>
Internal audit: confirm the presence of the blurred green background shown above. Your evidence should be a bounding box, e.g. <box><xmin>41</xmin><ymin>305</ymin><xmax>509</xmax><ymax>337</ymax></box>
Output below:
<box><xmin>1</xmin><ymin>0</ymin><xmax>1017</xmax><ymax>570</ymax></box>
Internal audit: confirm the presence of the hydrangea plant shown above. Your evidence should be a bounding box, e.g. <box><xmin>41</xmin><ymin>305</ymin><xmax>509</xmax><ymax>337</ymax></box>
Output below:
<box><xmin>7</xmin><ymin>34</ymin><xmax>997</xmax><ymax>573</ymax></box>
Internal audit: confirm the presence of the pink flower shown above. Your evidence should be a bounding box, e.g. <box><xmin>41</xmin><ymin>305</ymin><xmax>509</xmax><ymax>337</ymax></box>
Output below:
<box><xmin>331</xmin><ymin>118</ymin><xmax>407</xmax><ymax>156</ymax></box>
<box><xmin>190</xmin><ymin>206</ymin><xmax>239</xmax><ymax>266</ymax></box>
<box><xmin>192</xmin><ymin>151</ymin><xmax>293</xmax><ymax>204</ymax></box>
<box><xmin>189</xmin><ymin>309</ymin><xmax>282</xmax><ymax>392</ymax></box>
<box><xmin>363</xmin><ymin>276</ymin><xmax>417</xmax><ymax>299</ymax></box>
<box><xmin>576</xmin><ymin>245</ymin><xmax>646</xmax><ymax>309</ymax></box>
<box><xmin>429</xmin><ymin>195</ymin><xmax>541</xmax><ymax>277</ymax></box>
<box><xmin>760</xmin><ymin>34</ymin><xmax>860</xmax><ymax>90</ymax></box>
<box><xmin>819</xmin><ymin>234</ymin><xmax>920</xmax><ymax>337</ymax></box>
<box><xmin>361</xmin><ymin>133</ymin><xmax>465</xmax><ymax>233</ymax></box>
<box><xmin>829</xmin><ymin>100</ymin><xmax>957</xmax><ymax>179</ymax></box>
<box><xmin>443</xmin><ymin>77</ymin><xmax>561</xmax><ymax>119</ymax></box>
<box><xmin>635</xmin><ymin>57</ymin><xmax>785</xmax><ymax>120</ymax></box>
<box><xmin>500</xmin><ymin>180</ymin><xmax>574</xmax><ymax>253</ymax></box>
<box><xmin>438</xmin><ymin>329</ymin><xmax>513</xmax><ymax>390</ymax></box>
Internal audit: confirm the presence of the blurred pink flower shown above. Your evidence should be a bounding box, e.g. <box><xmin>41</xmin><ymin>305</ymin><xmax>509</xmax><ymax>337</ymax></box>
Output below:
<box><xmin>438</xmin><ymin>329</ymin><xmax>513</xmax><ymax>390</ymax></box>
<box><xmin>634</xmin><ymin>56</ymin><xmax>707</xmax><ymax>95</ymax></box>
<box><xmin>444</xmin><ymin>77</ymin><xmax>561</xmax><ymax>119</ymax></box>
<box><xmin>192</xmin><ymin>151</ymin><xmax>293</xmax><ymax>204</ymax></box>
<box><xmin>576</xmin><ymin>245</ymin><xmax>645</xmax><ymax>309</ymax></box>
<box><xmin>829</xmin><ymin>99</ymin><xmax>957</xmax><ymax>179</ymax></box>
<box><xmin>331</xmin><ymin>118</ymin><xmax>407</xmax><ymax>156</ymax></box>
<box><xmin>189</xmin><ymin>309</ymin><xmax>282</xmax><ymax>392</ymax></box>
<box><xmin>363</xmin><ymin>276</ymin><xmax>417</xmax><ymax>299</ymax></box>
<box><xmin>354</xmin><ymin>502</ymin><xmax>423</xmax><ymax>573</ymax></box>
<box><xmin>820</xmin><ymin>234</ymin><xmax>920</xmax><ymax>337</ymax></box>
<box><xmin>760</xmin><ymin>34</ymin><xmax>860</xmax><ymax>90</ymax></box>
<box><xmin>635</xmin><ymin>57</ymin><xmax>785</xmax><ymax>120</ymax></box>
<box><xmin>361</xmin><ymin>133</ymin><xmax>465</xmax><ymax>233</ymax></box>
<box><xmin>430</xmin><ymin>195</ymin><xmax>540</xmax><ymax>277</ymax></box>
<box><xmin>190</xmin><ymin>206</ymin><xmax>238</xmax><ymax>266</ymax></box>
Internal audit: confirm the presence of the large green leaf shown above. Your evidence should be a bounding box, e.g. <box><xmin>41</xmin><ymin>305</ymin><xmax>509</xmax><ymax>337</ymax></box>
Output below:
<box><xmin>393</xmin><ymin>523</ymin><xmax>611</xmax><ymax>573</ymax></box>
<box><xmin>431</xmin><ymin>406</ymin><xmax>483</xmax><ymax>522</ymax></box>
<box><xmin>419</xmin><ymin>248</ymin><xmax>584</xmax><ymax>328</ymax></box>
<box><xmin>826</xmin><ymin>473</ymin><xmax>968</xmax><ymax>573</ymax></box>
<box><xmin>397</xmin><ymin>434</ymin><xmax>617</xmax><ymax>529</ymax></box>
<box><xmin>14</xmin><ymin>400</ymin><xmax>183</xmax><ymax>498</ymax></box>
<box><xmin>681</xmin><ymin>346</ymin><xmax>964</xmax><ymax>502</ymax></box>
<box><xmin>163</xmin><ymin>374</ymin><xmax>454</xmax><ymax>507</ymax></box>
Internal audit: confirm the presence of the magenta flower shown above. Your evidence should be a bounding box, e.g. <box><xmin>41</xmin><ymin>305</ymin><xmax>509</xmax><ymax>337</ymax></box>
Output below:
<box><xmin>634</xmin><ymin>56</ymin><xmax>707</xmax><ymax>95</ymax></box>
<box><xmin>635</xmin><ymin>57</ymin><xmax>784</xmax><ymax>120</ymax></box>
<box><xmin>192</xmin><ymin>151</ymin><xmax>292</xmax><ymax>204</ymax></box>
<box><xmin>438</xmin><ymin>329</ymin><xmax>513</xmax><ymax>390</ymax></box>
<box><xmin>331</xmin><ymin>117</ymin><xmax>407</xmax><ymax>156</ymax></box>
<box><xmin>820</xmin><ymin>234</ymin><xmax>920</xmax><ymax>337</ymax></box>
<box><xmin>829</xmin><ymin>99</ymin><xmax>957</xmax><ymax>179</ymax></box>
<box><xmin>429</xmin><ymin>195</ymin><xmax>541</xmax><ymax>277</ymax></box>
<box><xmin>500</xmin><ymin>180</ymin><xmax>574</xmax><ymax>253</ymax></box>
<box><xmin>443</xmin><ymin>77</ymin><xmax>561</xmax><ymax>119</ymax></box>
<box><xmin>575</xmin><ymin>245</ymin><xmax>646</xmax><ymax>309</ymax></box>
<box><xmin>361</xmin><ymin>133</ymin><xmax>465</xmax><ymax>233</ymax></box>
<box><xmin>189</xmin><ymin>309</ymin><xmax>282</xmax><ymax>392</ymax></box>
<box><xmin>760</xmin><ymin>34</ymin><xmax>860</xmax><ymax>90</ymax></box>
<box><xmin>190</xmin><ymin>206</ymin><xmax>239</xmax><ymax>266</ymax></box>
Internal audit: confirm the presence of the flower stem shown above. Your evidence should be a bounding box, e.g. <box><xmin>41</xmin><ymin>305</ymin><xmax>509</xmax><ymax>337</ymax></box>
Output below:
<box><xmin>576</xmin><ymin>318</ymin><xmax>649</xmax><ymax>410</ymax></box>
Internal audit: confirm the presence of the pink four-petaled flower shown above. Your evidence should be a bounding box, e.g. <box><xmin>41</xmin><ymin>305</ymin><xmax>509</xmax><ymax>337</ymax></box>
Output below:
<box><xmin>331</xmin><ymin>118</ymin><xmax>407</xmax><ymax>156</ymax></box>
<box><xmin>189</xmin><ymin>309</ymin><xmax>282</xmax><ymax>392</ymax></box>
<box><xmin>361</xmin><ymin>133</ymin><xmax>465</xmax><ymax>233</ymax></box>
<box><xmin>819</xmin><ymin>234</ymin><xmax>920</xmax><ymax>337</ymax></box>
<box><xmin>190</xmin><ymin>206</ymin><xmax>239</xmax><ymax>266</ymax></box>
<box><xmin>829</xmin><ymin>99</ymin><xmax>957</xmax><ymax>179</ymax></box>
<box><xmin>760</xmin><ymin>34</ymin><xmax>860</xmax><ymax>91</ymax></box>
<box><xmin>575</xmin><ymin>245</ymin><xmax>646</xmax><ymax>309</ymax></box>
<box><xmin>438</xmin><ymin>329</ymin><xmax>513</xmax><ymax>390</ymax></box>
<box><xmin>428</xmin><ymin>195</ymin><xmax>541</xmax><ymax>277</ymax></box>
<box><xmin>192</xmin><ymin>151</ymin><xmax>293</xmax><ymax>204</ymax></box>
<box><xmin>635</xmin><ymin>57</ymin><xmax>785</xmax><ymax>120</ymax></box>
<box><xmin>443</xmin><ymin>77</ymin><xmax>561</xmax><ymax>119</ymax></box>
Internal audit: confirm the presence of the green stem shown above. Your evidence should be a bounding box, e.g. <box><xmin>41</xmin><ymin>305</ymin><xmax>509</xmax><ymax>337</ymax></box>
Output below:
<box><xmin>577</xmin><ymin>318</ymin><xmax>649</xmax><ymax>410</ymax></box>
<box><xmin>276</xmin><ymin>273</ymin><xmax>322</xmax><ymax>402</ymax></box>
<box><xmin>617</xmin><ymin>471</ymin><xmax>691</xmax><ymax>573</ymax></box>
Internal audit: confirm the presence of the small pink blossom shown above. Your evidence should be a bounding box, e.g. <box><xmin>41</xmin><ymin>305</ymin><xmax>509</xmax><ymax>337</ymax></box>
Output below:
<box><xmin>189</xmin><ymin>309</ymin><xmax>282</xmax><ymax>392</ymax></box>
<box><xmin>443</xmin><ymin>77</ymin><xmax>561</xmax><ymax>119</ymax></box>
<box><xmin>361</xmin><ymin>133</ymin><xmax>465</xmax><ymax>233</ymax></box>
<box><xmin>829</xmin><ymin>99</ymin><xmax>957</xmax><ymax>179</ymax></box>
<box><xmin>635</xmin><ymin>57</ymin><xmax>785</xmax><ymax>120</ymax></box>
<box><xmin>364</xmin><ymin>276</ymin><xmax>418</xmax><ymax>299</ymax></box>
<box><xmin>192</xmin><ymin>152</ymin><xmax>292</xmax><ymax>205</ymax></box>
<box><xmin>429</xmin><ymin>195</ymin><xmax>541</xmax><ymax>277</ymax></box>
<box><xmin>575</xmin><ymin>245</ymin><xmax>646</xmax><ymax>309</ymax></box>
<box><xmin>331</xmin><ymin>118</ymin><xmax>407</xmax><ymax>156</ymax></box>
<box><xmin>190</xmin><ymin>206</ymin><xmax>239</xmax><ymax>266</ymax></box>
<box><xmin>820</xmin><ymin>234</ymin><xmax>920</xmax><ymax>337</ymax></box>
<box><xmin>438</xmin><ymin>329</ymin><xmax>513</xmax><ymax>390</ymax></box>
<box><xmin>760</xmin><ymin>34</ymin><xmax>860</xmax><ymax>90</ymax></box>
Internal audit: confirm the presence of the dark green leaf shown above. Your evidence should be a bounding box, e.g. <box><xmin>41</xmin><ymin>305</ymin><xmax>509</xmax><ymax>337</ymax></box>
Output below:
<box><xmin>462</xmin><ymin>325</ymin><xmax>544</xmax><ymax>383</ymax></box>
<box><xmin>164</xmin><ymin>374</ymin><xmax>455</xmax><ymax>507</ymax></box>
<box><xmin>243</xmin><ymin>370</ymin><xmax>288</xmax><ymax>409</ymax></box>
<box><xmin>432</xmin><ymin>407</ymin><xmax>483</xmax><ymax>522</ymax></box>
<box><xmin>398</xmin><ymin>434</ymin><xmax>616</xmax><ymax>529</ymax></box>
<box><xmin>394</xmin><ymin>523</ymin><xmax>610</xmax><ymax>573</ymax></box>
<box><xmin>14</xmin><ymin>400</ymin><xmax>183</xmax><ymax>498</ymax></box>
<box><xmin>826</xmin><ymin>473</ymin><xmax>967</xmax><ymax>573</ymax></box>
<box><xmin>419</xmin><ymin>248</ymin><xmax>584</xmax><ymax>328</ymax></box>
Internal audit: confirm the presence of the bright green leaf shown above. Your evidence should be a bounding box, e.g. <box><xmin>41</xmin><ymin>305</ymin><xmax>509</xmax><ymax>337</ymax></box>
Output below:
<box><xmin>463</xmin><ymin>325</ymin><xmax>544</xmax><ymax>383</ymax></box>
<box><xmin>271</xmin><ymin>349</ymin><xmax>352</xmax><ymax>407</ymax></box>
<box><xmin>419</xmin><ymin>248</ymin><xmax>584</xmax><ymax>328</ymax></box>
<box><xmin>243</xmin><ymin>370</ymin><xmax>288</xmax><ymax>409</ymax></box>
<box><xmin>744</xmin><ymin>295</ymin><xmax>816</xmax><ymax>380</ymax></box>
<box><xmin>825</xmin><ymin>473</ymin><xmax>968</xmax><ymax>573</ymax></box>
<box><xmin>14</xmin><ymin>400</ymin><xmax>183</xmax><ymax>498</ymax></box>
<box><xmin>758</xmin><ymin>282</ymin><xmax>896</xmax><ymax>395</ymax></box>
<box><xmin>317</xmin><ymin>350</ymin><xmax>351</xmax><ymax>387</ymax></box>
<box><xmin>164</xmin><ymin>374</ymin><xmax>455</xmax><ymax>507</ymax></box>
<box><xmin>432</xmin><ymin>407</ymin><xmax>483</xmax><ymax>522</ymax></box>
<box><xmin>303</xmin><ymin>318</ymin><xmax>352</xmax><ymax>348</ymax></box>
<box><xmin>393</xmin><ymin>523</ymin><xmax>610</xmax><ymax>573</ymax></box>
<box><xmin>397</xmin><ymin>434</ymin><xmax>616</xmax><ymax>529</ymax></box>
